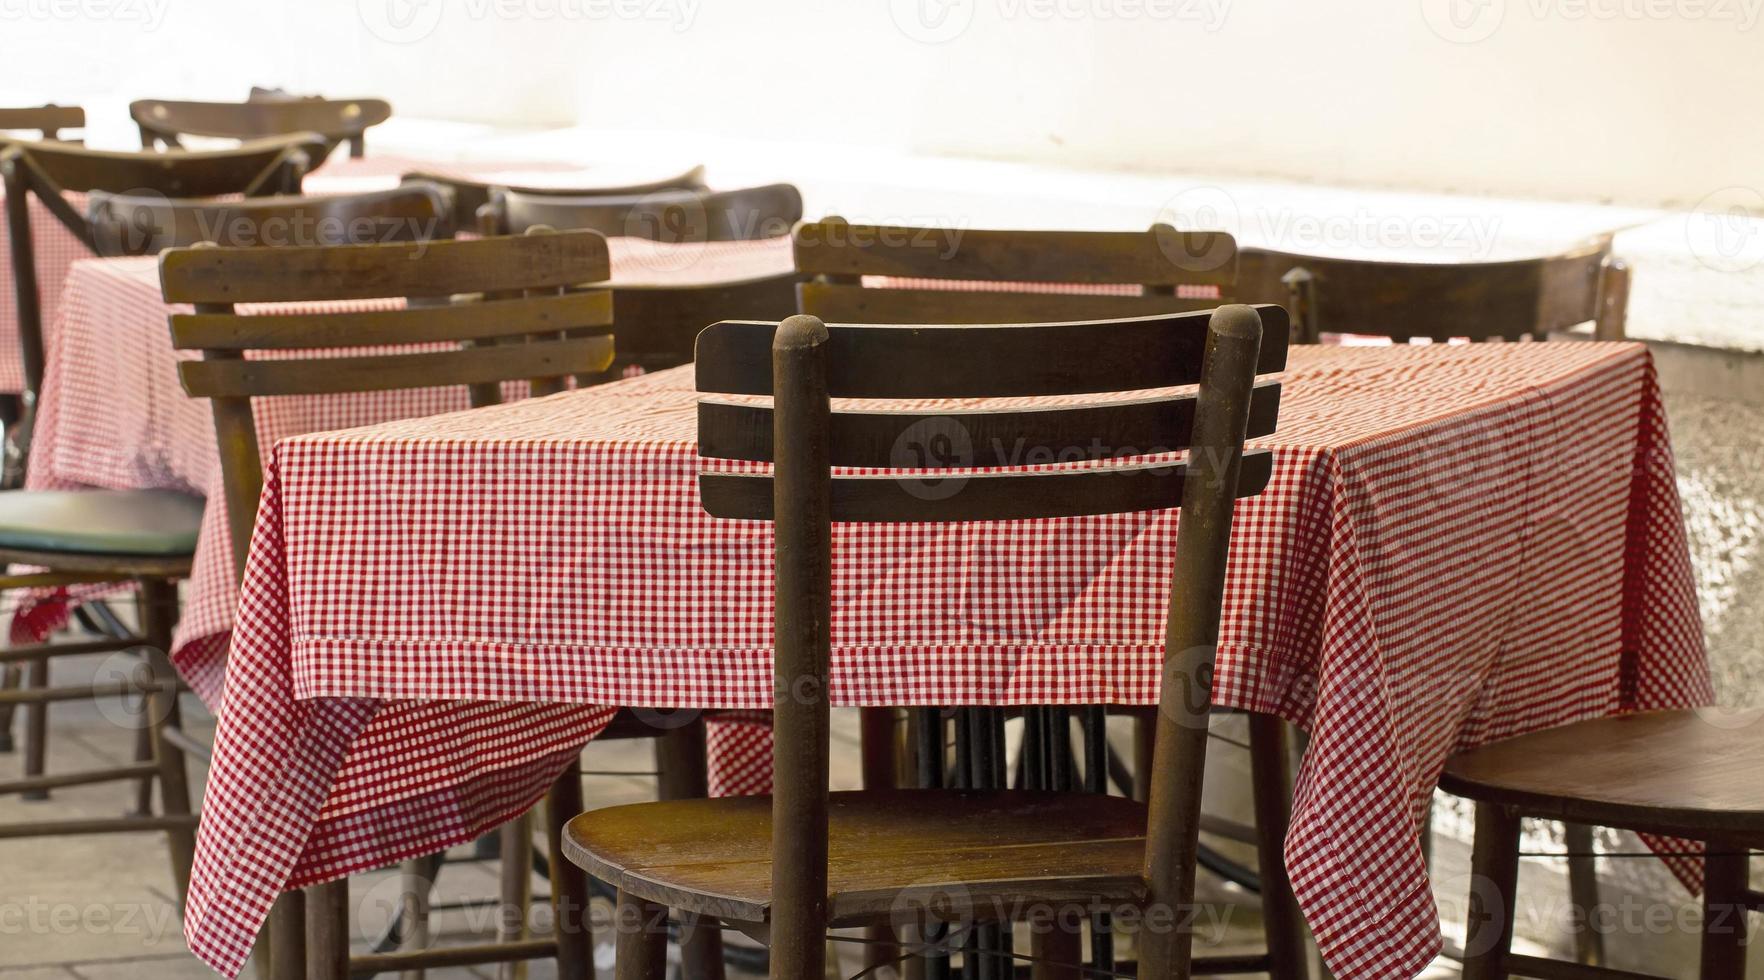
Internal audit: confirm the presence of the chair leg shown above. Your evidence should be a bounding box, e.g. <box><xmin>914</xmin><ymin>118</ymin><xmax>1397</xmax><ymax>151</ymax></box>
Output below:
<box><xmin>270</xmin><ymin>888</ymin><xmax>309</xmax><ymax>980</ymax></box>
<box><xmin>1699</xmin><ymin>845</ymin><xmax>1749</xmax><ymax>980</ymax></box>
<box><xmin>131</xmin><ymin>683</ymin><xmax>155</xmax><ymax>817</ymax></box>
<box><xmin>1247</xmin><ymin>714</ymin><xmax>1308</xmax><ymax>978</ymax></box>
<box><xmin>497</xmin><ymin>812</ymin><xmax>532</xmax><ymax>980</ymax></box>
<box><xmin>1460</xmin><ymin>803</ymin><xmax>1522</xmax><ymax>980</ymax></box>
<box><xmin>546</xmin><ymin>758</ymin><xmax>594</xmax><ymax>980</ymax></box>
<box><xmin>614</xmin><ymin>889</ymin><xmax>666</xmax><ymax>980</ymax></box>
<box><xmin>657</xmin><ymin>721</ymin><xmax>726</xmax><ymax>980</ymax></box>
<box><xmin>1563</xmin><ymin>823</ymin><xmax>1604</xmax><ymax>967</ymax></box>
<box><xmin>21</xmin><ymin>653</ymin><xmax>48</xmax><ymax>799</ymax></box>
<box><xmin>1029</xmin><ymin>907</ymin><xmax>1082</xmax><ymax>980</ymax></box>
<box><xmin>305</xmin><ymin>879</ymin><xmax>350</xmax><ymax>980</ymax></box>
<box><xmin>398</xmin><ymin>856</ymin><xmax>435</xmax><ymax>980</ymax></box>
<box><xmin>0</xmin><ymin>661</ymin><xmax>18</xmax><ymax>752</ymax></box>
<box><xmin>140</xmin><ymin>578</ymin><xmax>195</xmax><ymax>903</ymax></box>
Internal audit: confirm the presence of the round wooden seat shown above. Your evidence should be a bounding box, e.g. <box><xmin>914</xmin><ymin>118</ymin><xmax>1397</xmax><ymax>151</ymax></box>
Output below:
<box><xmin>1440</xmin><ymin>708</ymin><xmax>1764</xmax><ymax>840</ymax></box>
<box><xmin>563</xmin><ymin>789</ymin><xmax>1152</xmax><ymax>927</ymax></box>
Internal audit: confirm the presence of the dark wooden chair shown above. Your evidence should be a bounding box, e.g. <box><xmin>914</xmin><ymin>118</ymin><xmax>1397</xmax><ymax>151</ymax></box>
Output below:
<box><xmin>404</xmin><ymin>164</ymin><xmax>707</xmax><ymax>236</ymax></box>
<box><xmin>0</xmin><ymin>134</ymin><xmax>321</xmax><ymax>485</ymax></box>
<box><xmin>565</xmin><ymin>303</ymin><xmax>1292</xmax><ymax>979</ymax></box>
<box><xmin>87</xmin><ymin>182</ymin><xmax>454</xmax><ymax>255</ymax></box>
<box><xmin>791</xmin><ymin>219</ymin><xmax>1305</xmax><ymax>975</ymax></box>
<box><xmin>1239</xmin><ymin>236</ymin><xmax>1629</xmax><ymax>969</ymax></box>
<box><xmin>0</xmin><ymin>497</ymin><xmax>200</xmax><ymax>896</ymax></box>
<box><xmin>0</xmin><ymin>105</ymin><xmax>84</xmax><ymax>141</ymax></box>
<box><xmin>132</xmin><ymin>96</ymin><xmax>390</xmax><ymax>160</ymax></box>
<box><xmin>482</xmin><ymin>183</ymin><xmax>802</xmax><ymax>242</ymax></box>
<box><xmin>1236</xmin><ymin>236</ymin><xmax>1630</xmax><ymax>343</ymax></box>
<box><xmin>794</xmin><ymin>217</ymin><xmax>1236</xmax><ymax>324</ymax></box>
<box><xmin>1441</xmin><ymin>710</ymin><xmax>1764</xmax><ymax>979</ymax></box>
<box><xmin>162</xmin><ymin>230</ymin><xmax>616</xmax><ymax>980</ymax></box>
<box><xmin>485</xmin><ymin>182</ymin><xmax>803</xmax><ymax>381</ymax></box>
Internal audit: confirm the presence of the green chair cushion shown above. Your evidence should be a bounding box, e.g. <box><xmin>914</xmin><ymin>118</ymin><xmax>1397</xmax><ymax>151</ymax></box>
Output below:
<box><xmin>0</xmin><ymin>489</ymin><xmax>204</xmax><ymax>557</ymax></box>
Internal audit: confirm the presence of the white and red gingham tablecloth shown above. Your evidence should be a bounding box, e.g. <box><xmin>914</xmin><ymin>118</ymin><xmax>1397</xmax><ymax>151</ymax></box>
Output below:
<box><xmin>175</xmin><ymin>341</ymin><xmax>1707</xmax><ymax>979</ymax></box>
<box><xmin>0</xmin><ymin>153</ymin><xmax>718</xmax><ymax>394</ymax></box>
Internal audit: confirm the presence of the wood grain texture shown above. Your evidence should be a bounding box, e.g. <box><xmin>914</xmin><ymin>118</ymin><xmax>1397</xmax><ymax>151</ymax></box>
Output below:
<box><xmin>1441</xmin><ymin>709</ymin><xmax>1764</xmax><ymax>838</ymax></box>
<box><xmin>694</xmin><ymin>306</ymin><xmax>1289</xmax><ymax>398</ymax></box>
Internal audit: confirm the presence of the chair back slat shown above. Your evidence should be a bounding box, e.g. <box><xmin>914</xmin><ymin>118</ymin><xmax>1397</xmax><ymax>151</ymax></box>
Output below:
<box><xmin>177</xmin><ymin>336</ymin><xmax>612</xmax><ymax>398</ymax></box>
<box><xmin>0</xmin><ymin>135</ymin><xmax>320</xmax><ymax>197</ymax></box>
<box><xmin>794</xmin><ymin>220</ymin><xmax>1237</xmax><ymax>287</ymax></box>
<box><xmin>0</xmin><ymin>105</ymin><xmax>84</xmax><ymax>140</ymax></box>
<box><xmin>699</xmin><ymin>448</ymin><xmax>1274</xmax><ymax>523</ymax></box>
<box><xmin>1237</xmin><ymin>237</ymin><xmax>1628</xmax><ymax>341</ymax></box>
<box><xmin>170</xmin><ymin>290</ymin><xmax>612</xmax><ymax>350</ymax></box>
<box><xmin>89</xmin><ymin>184</ymin><xmax>453</xmax><ymax>256</ymax></box>
<box><xmin>159</xmin><ymin>230</ymin><xmax>609</xmax><ymax>303</ymax></box>
<box><xmin>403</xmin><ymin>165</ymin><xmax>708</xmax><ymax>233</ymax></box>
<box><xmin>491</xmin><ymin>183</ymin><xmax>803</xmax><ymax>242</ymax></box>
<box><xmin>697</xmin><ymin>380</ymin><xmax>1281</xmax><ymax>467</ymax></box>
<box><xmin>132</xmin><ymin>97</ymin><xmax>391</xmax><ymax>159</ymax></box>
<box><xmin>164</xmin><ymin>230</ymin><xmax>614</xmax><ymax>578</ymax></box>
<box><xmin>694</xmin><ymin>306</ymin><xmax>1288</xmax><ymax>398</ymax></box>
<box><xmin>797</xmin><ymin>281</ymin><xmax>1218</xmax><ymax>325</ymax></box>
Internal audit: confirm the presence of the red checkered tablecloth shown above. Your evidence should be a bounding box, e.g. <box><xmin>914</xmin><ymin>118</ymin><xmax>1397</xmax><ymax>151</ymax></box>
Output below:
<box><xmin>0</xmin><ymin>153</ymin><xmax>716</xmax><ymax>395</ymax></box>
<box><xmin>178</xmin><ymin>342</ymin><xmax>1708</xmax><ymax>979</ymax></box>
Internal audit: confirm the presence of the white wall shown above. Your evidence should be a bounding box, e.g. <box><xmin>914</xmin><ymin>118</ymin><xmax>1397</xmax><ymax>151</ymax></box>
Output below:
<box><xmin>3</xmin><ymin>0</ymin><xmax>1762</xmax><ymax>207</ymax></box>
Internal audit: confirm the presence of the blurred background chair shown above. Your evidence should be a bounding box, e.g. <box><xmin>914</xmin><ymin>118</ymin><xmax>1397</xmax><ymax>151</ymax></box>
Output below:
<box><xmin>131</xmin><ymin>95</ymin><xmax>391</xmax><ymax>161</ymax></box>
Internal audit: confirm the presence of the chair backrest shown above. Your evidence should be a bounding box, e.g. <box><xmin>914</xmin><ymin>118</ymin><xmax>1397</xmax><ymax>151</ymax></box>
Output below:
<box><xmin>694</xmin><ymin>303</ymin><xmax>1287</xmax><ymax>977</ymax></box>
<box><xmin>484</xmin><ymin>182</ymin><xmax>802</xmax><ymax>242</ymax></box>
<box><xmin>88</xmin><ymin>183</ymin><xmax>453</xmax><ymax>256</ymax></box>
<box><xmin>0</xmin><ymin>134</ymin><xmax>324</xmax><ymax>480</ymax></box>
<box><xmin>162</xmin><ymin>230</ymin><xmax>615</xmax><ymax>575</ymax></box>
<box><xmin>132</xmin><ymin>96</ymin><xmax>391</xmax><ymax>160</ymax></box>
<box><xmin>793</xmin><ymin>218</ymin><xmax>1238</xmax><ymax>325</ymax></box>
<box><xmin>405</xmin><ymin>165</ymin><xmax>708</xmax><ymax>234</ymax></box>
<box><xmin>0</xmin><ymin>105</ymin><xmax>84</xmax><ymax>141</ymax></box>
<box><xmin>1236</xmin><ymin>236</ymin><xmax>1630</xmax><ymax>342</ymax></box>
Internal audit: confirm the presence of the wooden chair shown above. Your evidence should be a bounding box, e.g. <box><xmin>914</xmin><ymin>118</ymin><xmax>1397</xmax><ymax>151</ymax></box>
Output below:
<box><xmin>0</xmin><ymin>495</ymin><xmax>200</xmax><ymax>896</ymax></box>
<box><xmin>0</xmin><ymin>134</ymin><xmax>320</xmax><ymax>485</ymax></box>
<box><xmin>0</xmin><ymin>105</ymin><xmax>83</xmax><ymax>141</ymax></box>
<box><xmin>87</xmin><ymin>182</ymin><xmax>454</xmax><ymax>255</ymax></box>
<box><xmin>792</xmin><ymin>219</ymin><xmax>1305</xmax><ymax>974</ymax></box>
<box><xmin>1235</xmin><ymin>236</ymin><xmax>1630</xmax><ymax>343</ymax></box>
<box><xmin>565</xmin><ymin>303</ymin><xmax>1291</xmax><ymax>979</ymax></box>
<box><xmin>482</xmin><ymin>183</ymin><xmax>802</xmax><ymax>242</ymax></box>
<box><xmin>486</xmin><ymin>182</ymin><xmax>804</xmax><ymax>380</ymax></box>
<box><xmin>793</xmin><ymin>217</ymin><xmax>1236</xmax><ymax>324</ymax></box>
<box><xmin>1239</xmin><ymin>236</ymin><xmax>1629</xmax><ymax>968</ymax></box>
<box><xmin>162</xmin><ymin>230</ymin><xmax>616</xmax><ymax>980</ymax></box>
<box><xmin>404</xmin><ymin>164</ymin><xmax>707</xmax><ymax>236</ymax></box>
<box><xmin>1440</xmin><ymin>710</ymin><xmax>1764</xmax><ymax>979</ymax></box>
<box><xmin>132</xmin><ymin>96</ymin><xmax>390</xmax><ymax>161</ymax></box>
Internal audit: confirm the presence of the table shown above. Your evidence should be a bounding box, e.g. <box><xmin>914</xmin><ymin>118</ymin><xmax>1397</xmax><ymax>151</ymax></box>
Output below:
<box><xmin>179</xmin><ymin>341</ymin><xmax>1709</xmax><ymax>979</ymax></box>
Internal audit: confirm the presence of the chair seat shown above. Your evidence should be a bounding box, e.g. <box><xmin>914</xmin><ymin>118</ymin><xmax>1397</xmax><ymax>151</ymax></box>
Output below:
<box><xmin>0</xmin><ymin>490</ymin><xmax>203</xmax><ymax>557</ymax></box>
<box><xmin>563</xmin><ymin>790</ymin><xmax>1150</xmax><ymax>926</ymax></box>
<box><xmin>1440</xmin><ymin>708</ymin><xmax>1764</xmax><ymax>839</ymax></box>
